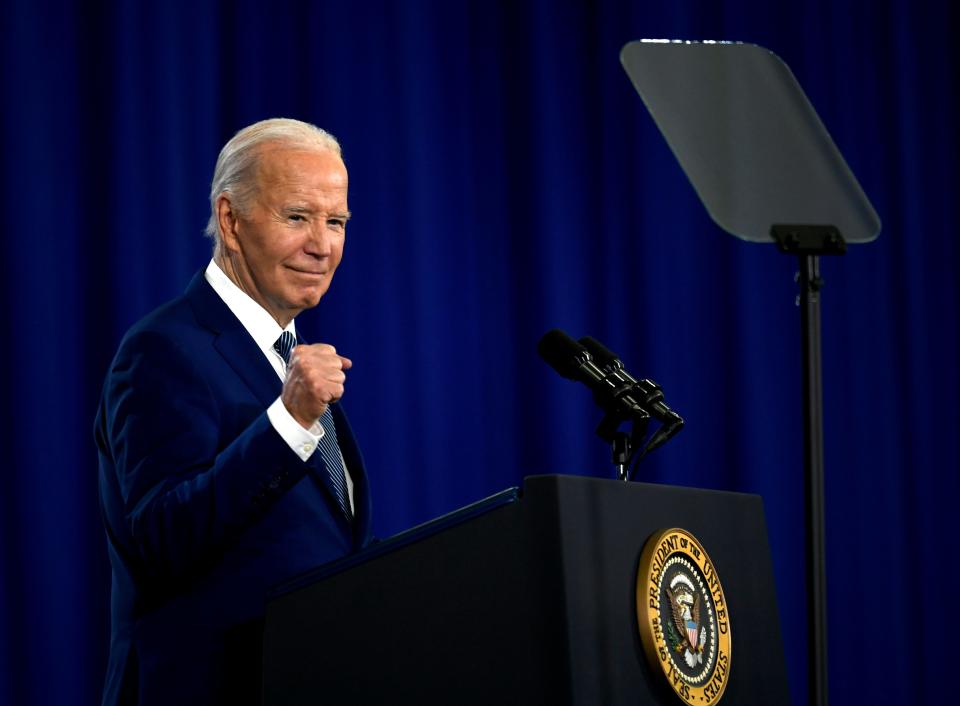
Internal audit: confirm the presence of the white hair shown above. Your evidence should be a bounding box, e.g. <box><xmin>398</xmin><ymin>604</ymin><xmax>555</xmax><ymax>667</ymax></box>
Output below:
<box><xmin>204</xmin><ymin>118</ymin><xmax>342</xmax><ymax>245</ymax></box>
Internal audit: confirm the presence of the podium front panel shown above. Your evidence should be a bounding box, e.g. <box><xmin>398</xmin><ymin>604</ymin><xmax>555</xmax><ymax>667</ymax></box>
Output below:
<box><xmin>263</xmin><ymin>475</ymin><xmax>789</xmax><ymax>705</ymax></box>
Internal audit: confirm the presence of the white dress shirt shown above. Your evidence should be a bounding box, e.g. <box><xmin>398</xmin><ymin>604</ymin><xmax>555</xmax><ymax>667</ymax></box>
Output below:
<box><xmin>204</xmin><ymin>259</ymin><xmax>354</xmax><ymax>510</ymax></box>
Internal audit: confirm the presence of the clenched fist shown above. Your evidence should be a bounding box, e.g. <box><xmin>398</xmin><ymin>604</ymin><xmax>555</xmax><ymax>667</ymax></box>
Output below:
<box><xmin>281</xmin><ymin>344</ymin><xmax>353</xmax><ymax>429</ymax></box>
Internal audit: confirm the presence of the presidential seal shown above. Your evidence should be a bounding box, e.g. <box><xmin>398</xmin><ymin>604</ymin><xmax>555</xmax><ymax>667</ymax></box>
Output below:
<box><xmin>636</xmin><ymin>528</ymin><xmax>732</xmax><ymax>704</ymax></box>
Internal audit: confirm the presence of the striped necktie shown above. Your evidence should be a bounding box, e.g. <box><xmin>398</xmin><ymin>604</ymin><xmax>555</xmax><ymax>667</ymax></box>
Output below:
<box><xmin>273</xmin><ymin>330</ymin><xmax>297</xmax><ymax>367</ymax></box>
<box><xmin>273</xmin><ymin>332</ymin><xmax>352</xmax><ymax>523</ymax></box>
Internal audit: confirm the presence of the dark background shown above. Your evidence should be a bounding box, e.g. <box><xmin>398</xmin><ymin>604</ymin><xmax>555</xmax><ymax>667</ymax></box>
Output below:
<box><xmin>1</xmin><ymin>1</ymin><xmax>956</xmax><ymax>704</ymax></box>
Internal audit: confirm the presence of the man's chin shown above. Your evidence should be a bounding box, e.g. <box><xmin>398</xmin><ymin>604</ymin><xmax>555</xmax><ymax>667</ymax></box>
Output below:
<box><xmin>293</xmin><ymin>286</ymin><xmax>329</xmax><ymax>310</ymax></box>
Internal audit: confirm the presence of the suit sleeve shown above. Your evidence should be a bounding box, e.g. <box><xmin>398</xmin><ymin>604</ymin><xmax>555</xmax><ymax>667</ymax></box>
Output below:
<box><xmin>100</xmin><ymin>329</ymin><xmax>309</xmax><ymax>581</ymax></box>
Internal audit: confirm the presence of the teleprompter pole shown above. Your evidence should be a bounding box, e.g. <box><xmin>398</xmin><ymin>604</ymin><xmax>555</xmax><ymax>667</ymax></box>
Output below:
<box><xmin>772</xmin><ymin>225</ymin><xmax>845</xmax><ymax>706</ymax></box>
<box><xmin>799</xmin><ymin>252</ymin><xmax>828</xmax><ymax>706</ymax></box>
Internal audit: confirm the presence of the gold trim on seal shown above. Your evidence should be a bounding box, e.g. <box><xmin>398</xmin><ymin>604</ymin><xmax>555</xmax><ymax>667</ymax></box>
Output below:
<box><xmin>636</xmin><ymin>528</ymin><xmax>732</xmax><ymax>704</ymax></box>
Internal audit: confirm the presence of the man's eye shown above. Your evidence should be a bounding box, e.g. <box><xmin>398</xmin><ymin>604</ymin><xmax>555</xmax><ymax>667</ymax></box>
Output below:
<box><xmin>288</xmin><ymin>214</ymin><xmax>306</xmax><ymax>222</ymax></box>
<box><xmin>328</xmin><ymin>219</ymin><xmax>346</xmax><ymax>230</ymax></box>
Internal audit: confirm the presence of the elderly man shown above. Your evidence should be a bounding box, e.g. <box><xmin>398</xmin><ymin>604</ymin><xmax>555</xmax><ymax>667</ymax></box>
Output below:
<box><xmin>94</xmin><ymin>118</ymin><xmax>373</xmax><ymax>706</ymax></box>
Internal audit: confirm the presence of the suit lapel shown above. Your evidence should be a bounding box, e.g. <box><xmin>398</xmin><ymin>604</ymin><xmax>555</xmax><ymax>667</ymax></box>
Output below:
<box><xmin>184</xmin><ymin>270</ymin><xmax>364</xmax><ymax>537</ymax></box>
<box><xmin>184</xmin><ymin>270</ymin><xmax>280</xmax><ymax>408</ymax></box>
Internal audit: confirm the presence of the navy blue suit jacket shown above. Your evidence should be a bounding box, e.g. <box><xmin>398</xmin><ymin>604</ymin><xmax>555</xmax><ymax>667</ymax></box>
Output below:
<box><xmin>94</xmin><ymin>271</ymin><xmax>373</xmax><ymax>706</ymax></box>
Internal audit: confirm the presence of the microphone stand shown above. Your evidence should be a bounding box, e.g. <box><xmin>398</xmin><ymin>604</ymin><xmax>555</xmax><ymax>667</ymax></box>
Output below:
<box><xmin>595</xmin><ymin>406</ymin><xmax>649</xmax><ymax>481</ymax></box>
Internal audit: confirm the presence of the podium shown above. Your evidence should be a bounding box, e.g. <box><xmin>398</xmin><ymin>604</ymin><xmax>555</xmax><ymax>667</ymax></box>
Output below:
<box><xmin>262</xmin><ymin>475</ymin><xmax>790</xmax><ymax>705</ymax></box>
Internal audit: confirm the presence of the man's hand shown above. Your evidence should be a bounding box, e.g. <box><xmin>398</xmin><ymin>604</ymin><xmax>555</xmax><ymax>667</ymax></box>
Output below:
<box><xmin>281</xmin><ymin>344</ymin><xmax>353</xmax><ymax>429</ymax></box>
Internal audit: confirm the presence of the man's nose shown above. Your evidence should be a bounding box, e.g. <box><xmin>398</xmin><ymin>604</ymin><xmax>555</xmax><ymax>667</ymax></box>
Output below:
<box><xmin>305</xmin><ymin>226</ymin><xmax>333</xmax><ymax>257</ymax></box>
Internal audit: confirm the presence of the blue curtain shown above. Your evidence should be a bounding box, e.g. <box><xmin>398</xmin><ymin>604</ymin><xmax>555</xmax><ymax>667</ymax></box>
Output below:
<box><xmin>2</xmin><ymin>1</ymin><xmax>956</xmax><ymax>704</ymax></box>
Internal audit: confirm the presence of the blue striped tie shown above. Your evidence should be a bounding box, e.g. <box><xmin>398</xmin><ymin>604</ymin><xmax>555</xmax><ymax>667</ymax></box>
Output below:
<box><xmin>274</xmin><ymin>332</ymin><xmax>352</xmax><ymax>523</ymax></box>
<box><xmin>273</xmin><ymin>330</ymin><xmax>297</xmax><ymax>366</ymax></box>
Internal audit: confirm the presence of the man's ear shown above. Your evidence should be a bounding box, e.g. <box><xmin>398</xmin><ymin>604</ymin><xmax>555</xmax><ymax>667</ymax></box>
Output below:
<box><xmin>216</xmin><ymin>194</ymin><xmax>242</xmax><ymax>253</ymax></box>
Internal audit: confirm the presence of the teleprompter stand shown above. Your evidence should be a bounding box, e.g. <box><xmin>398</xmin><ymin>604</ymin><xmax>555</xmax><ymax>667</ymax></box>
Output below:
<box><xmin>770</xmin><ymin>223</ymin><xmax>846</xmax><ymax>706</ymax></box>
<box><xmin>620</xmin><ymin>41</ymin><xmax>881</xmax><ymax>706</ymax></box>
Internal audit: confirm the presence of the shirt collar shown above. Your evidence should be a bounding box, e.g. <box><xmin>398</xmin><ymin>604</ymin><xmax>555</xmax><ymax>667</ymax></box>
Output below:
<box><xmin>204</xmin><ymin>259</ymin><xmax>296</xmax><ymax>354</ymax></box>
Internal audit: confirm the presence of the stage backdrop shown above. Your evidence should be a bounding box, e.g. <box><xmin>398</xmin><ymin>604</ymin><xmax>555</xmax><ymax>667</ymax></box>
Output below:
<box><xmin>2</xmin><ymin>1</ymin><xmax>956</xmax><ymax>704</ymax></box>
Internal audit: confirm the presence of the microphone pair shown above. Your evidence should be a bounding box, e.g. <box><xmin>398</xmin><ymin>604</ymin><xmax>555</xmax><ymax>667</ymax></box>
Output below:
<box><xmin>538</xmin><ymin>329</ymin><xmax>683</xmax><ymax>457</ymax></box>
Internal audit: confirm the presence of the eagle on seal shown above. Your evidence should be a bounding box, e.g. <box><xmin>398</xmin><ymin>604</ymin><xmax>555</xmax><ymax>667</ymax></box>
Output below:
<box><xmin>667</xmin><ymin>580</ymin><xmax>705</xmax><ymax>668</ymax></box>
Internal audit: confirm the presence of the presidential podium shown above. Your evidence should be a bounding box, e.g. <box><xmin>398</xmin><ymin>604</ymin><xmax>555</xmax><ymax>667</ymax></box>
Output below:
<box><xmin>262</xmin><ymin>475</ymin><xmax>790</xmax><ymax>705</ymax></box>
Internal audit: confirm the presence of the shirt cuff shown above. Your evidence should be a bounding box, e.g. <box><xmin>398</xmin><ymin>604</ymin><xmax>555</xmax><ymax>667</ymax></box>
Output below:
<box><xmin>267</xmin><ymin>397</ymin><xmax>324</xmax><ymax>461</ymax></box>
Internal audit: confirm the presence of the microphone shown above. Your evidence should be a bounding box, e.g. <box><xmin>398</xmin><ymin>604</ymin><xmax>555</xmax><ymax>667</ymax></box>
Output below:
<box><xmin>537</xmin><ymin>330</ymin><xmax>649</xmax><ymax>419</ymax></box>
<box><xmin>578</xmin><ymin>335</ymin><xmax>684</xmax><ymax>454</ymax></box>
<box><xmin>538</xmin><ymin>329</ymin><xmax>685</xmax><ymax>475</ymax></box>
<box><xmin>578</xmin><ymin>336</ymin><xmax>684</xmax><ymax>429</ymax></box>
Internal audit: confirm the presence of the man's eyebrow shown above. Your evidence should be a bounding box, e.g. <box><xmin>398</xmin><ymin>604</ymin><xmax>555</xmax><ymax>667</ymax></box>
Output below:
<box><xmin>282</xmin><ymin>206</ymin><xmax>352</xmax><ymax>220</ymax></box>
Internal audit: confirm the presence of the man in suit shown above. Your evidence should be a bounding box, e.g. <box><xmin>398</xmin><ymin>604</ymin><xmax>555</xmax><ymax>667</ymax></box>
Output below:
<box><xmin>95</xmin><ymin>118</ymin><xmax>373</xmax><ymax>706</ymax></box>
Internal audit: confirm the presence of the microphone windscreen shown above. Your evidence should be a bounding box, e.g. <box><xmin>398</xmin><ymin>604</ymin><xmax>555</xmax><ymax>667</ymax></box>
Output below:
<box><xmin>538</xmin><ymin>329</ymin><xmax>587</xmax><ymax>379</ymax></box>
<box><xmin>578</xmin><ymin>336</ymin><xmax>619</xmax><ymax>368</ymax></box>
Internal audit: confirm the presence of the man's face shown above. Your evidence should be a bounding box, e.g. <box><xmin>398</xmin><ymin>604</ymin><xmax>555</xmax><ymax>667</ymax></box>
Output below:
<box><xmin>220</xmin><ymin>145</ymin><xmax>350</xmax><ymax>325</ymax></box>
